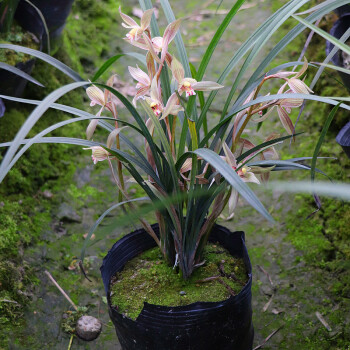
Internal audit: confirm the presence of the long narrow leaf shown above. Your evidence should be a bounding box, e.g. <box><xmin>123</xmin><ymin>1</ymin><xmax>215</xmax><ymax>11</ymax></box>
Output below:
<box><xmin>0</xmin><ymin>62</ymin><xmax>44</xmax><ymax>87</ymax></box>
<box><xmin>0</xmin><ymin>44</ymin><xmax>84</xmax><ymax>82</ymax></box>
<box><xmin>194</xmin><ymin>148</ymin><xmax>274</xmax><ymax>222</ymax></box>
<box><xmin>293</xmin><ymin>15</ymin><xmax>350</xmax><ymax>56</ymax></box>
<box><xmin>80</xmin><ymin>197</ymin><xmax>149</xmax><ymax>261</ymax></box>
<box><xmin>0</xmin><ymin>81</ymin><xmax>88</xmax><ymax>183</ymax></box>
<box><xmin>311</xmin><ymin>102</ymin><xmax>341</xmax><ymax>181</ymax></box>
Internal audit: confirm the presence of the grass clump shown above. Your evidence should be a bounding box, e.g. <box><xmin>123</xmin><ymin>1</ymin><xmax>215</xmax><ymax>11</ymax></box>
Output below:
<box><xmin>110</xmin><ymin>243</ymin><xmax>248</xmax><ymax>320</ymax></box>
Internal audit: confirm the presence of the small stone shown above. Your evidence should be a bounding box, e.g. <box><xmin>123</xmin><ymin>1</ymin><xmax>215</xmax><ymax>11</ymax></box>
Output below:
<box><xmin>179</xmin><ymin>291</ymin><xmax>186</xmax><ymax>296</ymax></box>
<box><xmin>0</xmin><ymin>202</ymin><xmax>4</xmax><ymax>207</ymax></box>
<box><xmin>76</xmin><ymin>315</ymin><xmax>102</xmax><ymax>341</ymax></box>
<box><xmin>57</xmin><ymin>203</ymin><xmax>82</xmax><ymax>223</ymax></box>
<box><xmin>42</xmin><ymin>190</ymin><xmax>53</xmax><ymax>199</ymax></box>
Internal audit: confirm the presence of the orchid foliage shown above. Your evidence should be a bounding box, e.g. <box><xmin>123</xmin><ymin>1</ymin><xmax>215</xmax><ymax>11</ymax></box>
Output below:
<box><xmin>0</xmin><ymin>0</ymin><xmax>349</xmax><ymax>279</ymax></box>
<box><xmin>83</xmin><ymin>7</ymin><xmax>314</xmax><ymax>279</ymax></box>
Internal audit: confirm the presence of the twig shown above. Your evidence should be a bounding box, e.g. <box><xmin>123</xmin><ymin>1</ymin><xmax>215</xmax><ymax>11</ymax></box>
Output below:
<box><xmin>67</xmin><ymin>334</ymin><xmax>74</xmax><ymax>350</ymax></box>
<box><xmin>315</xmin><ymin>311</ymin><xmax>332</xmax><ymax>331</ymax></box>
<box><xmin>262</xmin><ymin>295</ymin><xmax>274</xmax><ymax>312</ymax></box>
<box><xmin>252</xmin><ymin>326</ymin><xmax>283</xmax><ymax>350</ymax></box>
<box><xmin>256</xmin><ymin>265</ymin><xmax>274</xmax><ymax>287</ymax></box>
<box><xmin>196</xmin><ymin>275</ymin><xmax>221</xmax><ymax>283</ymax></box>
<box><xmin>44</xmin><ymin>270</ymin><xmax>78</xmax><ymax>311</ymax></box>
<box><xmin>0</xmin><ymin>298</ymin><xmax>20</xmax><ymax>305</ymax></box>
<box><xmin>217</xmin><ymin>278</ymin><xmax>236</xmax><ymax>296</ymax></box>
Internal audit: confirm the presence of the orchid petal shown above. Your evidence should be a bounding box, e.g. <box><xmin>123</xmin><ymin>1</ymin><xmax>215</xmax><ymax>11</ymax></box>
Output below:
<box><xmin>86</xmin><ymin>119</ymin><xmax>99</xmax><ymax>140</ymax></box>
<box><xmin>192</xmin><ymin>81</ymin><xmax>224</xmax><ymax>91</ymax></box>
<box><xmin>128</xmin><ymin>65</ymin><xmax>150</xmax><ymax>86</ymax></box>
<box><xmin>222</xmin><ymin>142</ymin><xmax>237</xmax><ymax>168</ymax></box>
<box><xmin>277</xmin><ymin>106</ymin><xmax>294</xmax><ymax>135</ymax></box>
<box><xmin>87</xmin><ymin>86</ymin><xmax>105</xmax><ymax>107</ymax></box>
<box><xmin>161</xmin><ymin>19</ymin><xmax>181</xmax><ymax>62</ymax></box>
<box><xmin>161</xmin><ymin>93</ymin><xmax>182</xmax><ymax>120</ymax></box>
<box><xmin>171</xmin><ymin>56</ymin><xmax>185</xmax><ymax>83</ymax></box>
<box><xmin>107</xmin><ymin>126</ymin><xmax>128</xmax><ymax>148</ymax></box>
<box><xmin>140</xmin><ymin>8</ymin><xmax>155</xmax><ymax>30</ymax></box>
<box><xmin>142</xmin><ymin>32</ymin><xmax>162</xmax><ymax>64</ymax></box>
<box><xmin>119</xmin><ymin>7</ymin><xmax>139</xmax><ymax>28</ymax></box>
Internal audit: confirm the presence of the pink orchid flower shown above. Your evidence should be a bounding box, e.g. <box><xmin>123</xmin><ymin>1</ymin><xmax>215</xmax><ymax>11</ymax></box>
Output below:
<box><xmin>128</xmin><ymin>65</ymin><xmax>152</xmax><ymax>105</ymax></box>
<box><xmin>171</xmin><ymin>57</ymin><xmax>224</xmax><ymax>97</ymax></box>
<box><xmin>145</xmin><ymin>78</ymin><xmax>183</xmax><ymax>119</ymax></box>
<box><xmin>119</xmin><ymin>7</ymin><xmax>154</xmax><ymax>42</ymax></box>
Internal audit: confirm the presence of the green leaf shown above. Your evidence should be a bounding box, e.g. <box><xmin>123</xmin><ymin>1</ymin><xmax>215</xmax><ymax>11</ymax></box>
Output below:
<box><xmin>268</xmin><ymin>181</ymin><xmax>350</xmax><ymax>201</ymax></box>
<box><xmin>237</xmin><ymin>133</ymin><xmax>302</xmax><ymax>163</ymax></box>
<box><xmin>311</xmin><ymin>102</ymin><xmax>341</xmax><ymax>181</ymax></box>
<box><xmin>0</xmin><ymin>44</ymin><xmax>84</xmax><ymax>81</ymax></box>
<box><xmin>196</xmin><ymin>0</ymin><xmax>246</xmax><ymax>81</ymax></box>
<box><xmin>0</xmin><ymin>81</ymin><xmax>88</xmax><ymax>183</ymax></box>
<box><xmin>92</xmin><ymin>54</ymin><xmax>124</xmax><ymax>81</ymax></box>
<box><xmin>0</xmin><ymin>62</ymin><xmax>44</xmax><ymax>87</ymax></box>
<box><xmin>160</xmin><ymin>0</ymin><xmax>191</xmax><ymax>77</ymax></box>
<box><xmin>194</xmin><ymin>148</ymin><xmax>274</xmax><ymax>222</ymax></box>
<box><xmin>80</xmin><ymin>197</ymin><xmax>150</xmax><ymax>261</ymax></box>
<box><xmin>293</xmin><ymin>15</ymin><xmax>350</xmax><ymax>56</ymax></box>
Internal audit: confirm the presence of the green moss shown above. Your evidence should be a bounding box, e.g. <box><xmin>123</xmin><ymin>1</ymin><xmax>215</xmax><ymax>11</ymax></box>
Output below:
<box><xmin>110</xmin><ymin>243</ymin><xmax>248</xmax><ymax>320</ymax></box>
<box><xmin>0</xmin><ymin>24</ymin><xmax>40</xmax><ymax>65</ymax></box>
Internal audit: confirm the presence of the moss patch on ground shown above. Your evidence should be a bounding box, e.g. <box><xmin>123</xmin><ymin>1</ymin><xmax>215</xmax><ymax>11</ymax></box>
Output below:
<box><xmin>110</xmin><ymin>243</ymin><xmax>248</xmax><ymax>320</ymax></box>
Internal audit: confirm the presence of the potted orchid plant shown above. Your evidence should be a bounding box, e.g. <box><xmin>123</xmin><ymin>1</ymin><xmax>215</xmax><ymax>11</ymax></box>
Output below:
<box><xmin>0</xmin><ymin>0</ymin><xmax>349</xmax><ymax>348</ymax></box>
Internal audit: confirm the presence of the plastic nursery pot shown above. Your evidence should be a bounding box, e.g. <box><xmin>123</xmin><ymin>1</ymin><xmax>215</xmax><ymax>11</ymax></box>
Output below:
<box><xmin>0</xmin><ymin>57</ymin><xmax>36</xmax><ymax>97</ymax></box>
<box><xmin>325</xmin><ymin>15</ymin><xmax>350</xmax><ymax>93</ymax></box>
<box><xmin>101</xmin><ymin>224</ymin><xmax>254</xmax><ymax>350</ymax></box>
<box><xmin>334</xmin><ymin>4</ymin><xmax>350</xmax><ymax>17</ymax></box>
<box><xmin>336</xmin><ymin>121</ymin><xmax>350</xmax><ymax>159</ymax></box>
<box><xmin>14</xmin><ymin>0</ymin><xmax>75</xmax><ymax>52</ymax></box>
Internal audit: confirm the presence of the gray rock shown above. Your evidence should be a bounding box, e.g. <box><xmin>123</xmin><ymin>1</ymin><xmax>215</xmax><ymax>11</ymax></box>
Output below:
<box><xmin>76</xmin><ymin>315</ymin><xmax>102</xmax><ymax>341</ymax></box>
<box><xmin>179</xmin><ymin>291</ymin><xmax>186</xmax><ymax>296</ymax></box>
<box><xmin>56</xmin><ymin>203</ymin><xmax>81</xmax><ymax>223</ymax></box>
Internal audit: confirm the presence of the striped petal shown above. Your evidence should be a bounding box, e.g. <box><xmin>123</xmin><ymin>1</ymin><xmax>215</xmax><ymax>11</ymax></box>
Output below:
<box><xmin>192</xmin><ymin>81</ymin><xmax>224</xmax><ymax>91</ymax></box>
<box><xmin>171</xmin><ymin>56</ymin><xmax>185</xmax><ymax>83</ymax></box>
<box><xmin>277</xmin><ymin>106</ymin><xmax>294</xmax><ymax>135</ymax></box>
<box><xmin>141</xmin><ymin>8</ymin><xmax>155</xmax><ymax>30</ymax></box>
<box><xmin>119</xmin><ymin>7</ymin><xmax>138</xmax><ymax>28</ymax></box>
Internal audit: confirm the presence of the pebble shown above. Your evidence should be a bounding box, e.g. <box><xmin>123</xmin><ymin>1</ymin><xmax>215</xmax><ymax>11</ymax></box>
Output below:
<box><xmin>179</xmin><ymin>291</ymin><xmax>186</xmax><ymax>296</ymax></box>
<box><xmin>76</xmin><ymin>315</ymin><xmax>102</xmax><ymax>341</ymax></box>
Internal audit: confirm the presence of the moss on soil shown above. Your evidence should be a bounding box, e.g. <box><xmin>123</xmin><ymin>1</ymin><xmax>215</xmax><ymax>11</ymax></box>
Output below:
<box><xmin>110</xmin><ymin>243</ymin><xmax>248</xmax><ymax>320</ymax></box>
<box><xmin>0</xmin><ymin>24</ymin><xmax>40</xmax><ymax>65</ymax></box>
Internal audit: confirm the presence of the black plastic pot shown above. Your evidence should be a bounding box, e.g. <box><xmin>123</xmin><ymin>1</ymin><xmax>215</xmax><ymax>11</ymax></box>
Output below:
<box><xmin>336</xmin><ymin>121</ymin><xmax>350</xmax><ymax>158</ymax></box>
<box><xmin>334</xmin><ymin>5</ymin><xmax>350</xmax><ymax>18</ymax></box>
<box><xmin>101</xmin><ymin>224</ymin><xmax>254</xmax><ymax>350</ymax></box>
<box><xmin>0</xmin><ymin>57</ymin><xmax>36</xmax><ymax>97</ymax></box>
<box><xmin>15</xmin><ymin>0</ymin><xmax>74</xmax><ymax>51</ymax></box>
<box><xmin>325</xmin><ymin>15</ymin><xmax>350</xmax><ymax>93</ymax></box>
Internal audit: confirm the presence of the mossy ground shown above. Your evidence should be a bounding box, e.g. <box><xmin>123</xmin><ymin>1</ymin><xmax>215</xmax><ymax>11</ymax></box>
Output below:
<box><xmin>110</xmin><ymin>243</ymin><xmax>248</xmax><ymax>320</ymax></box>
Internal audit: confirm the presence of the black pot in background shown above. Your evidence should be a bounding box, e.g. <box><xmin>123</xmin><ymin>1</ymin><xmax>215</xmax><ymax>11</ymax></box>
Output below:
<box><xmin>334</xmin><ymin>5</ymin><xmax>350</xmax><ymax>18</ymax></box>
<box><xmin>336</xmin><ymin>122</ymin><xmax>350</xmax><ymax>159</ymax></box>
<box><xmin>101</xmin><ymin>224</ymin><xmax>254</xmax><ymax>350</ymax></box>
<box><xmin>325</xmin><ymin>15</ymin><xmax>350</xmax><ymax>93</ymax></box>
<box><xmin>0</xmin><ymin>57</ymin><xmax>36</xmax><ymax>97</ymax></box>
<box><xmin>15</xmin><ymin>0</ymin><xmax>74</xmax><ymax>52</ymax></box>
<box><xmin>0</xmin><ymin>98</ymin><xmax>5</xmax><ymax>118</ymax></box>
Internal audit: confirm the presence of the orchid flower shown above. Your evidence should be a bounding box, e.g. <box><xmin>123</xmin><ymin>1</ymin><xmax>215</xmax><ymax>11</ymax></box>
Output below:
<box><xmin>145</xmin><ymin>78</ymin><xmax>183</xmax><ymax>119</ymax></box>
<box><xmin>220</xmin><ymin>143</ymin><xmax>260</xmax><ymax>220</ymax></box>
<box><xmin>171</xmin><ymin>57</ymin><xmax>224</xmax><ymax>97</ymax></box>
<box><xmin>128</xmin><ymin>19</ymin><xmax>181</xmax><ymax>68</ymax></box>
<box><xmin>83</xmin><ymin>146</ymin><xmax>111</xmax><ymax>164</ymax></box>
<box><xmin>128</xmin><ymin>65</ymin><xmax>151</xmax><ymax>105</ymax></box>
<box><xmin>119</xmin><ymin>7</ymin><xmax>154</xmax><ymax>42</ymax></box>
